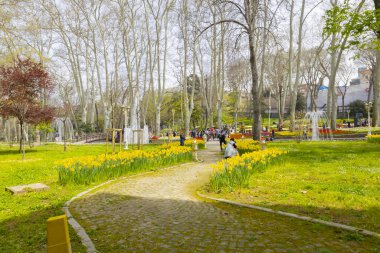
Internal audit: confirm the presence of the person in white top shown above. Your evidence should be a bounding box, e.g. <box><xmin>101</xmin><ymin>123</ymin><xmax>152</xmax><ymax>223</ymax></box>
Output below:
<box><xmin>224</xmin><ymin>138</ymin><xmax>238</xmax><ymax>159</ymax></box>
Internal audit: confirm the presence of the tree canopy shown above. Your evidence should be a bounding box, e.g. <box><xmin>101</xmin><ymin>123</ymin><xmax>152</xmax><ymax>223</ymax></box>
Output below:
<box><xmin>0</xmin><ymin>58</ymin><xmax>55</xmax><ymax>154</ymax></box>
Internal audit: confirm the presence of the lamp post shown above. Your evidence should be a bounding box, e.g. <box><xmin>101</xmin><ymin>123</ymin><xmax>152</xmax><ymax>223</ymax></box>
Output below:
<box><xmin>365</xmin><ymin>102</ymin><xmax>373</xmax><ymax>136</ymax></box>
<box><xmin>122</xmin><ymin>105</ymin><xmax>130</xmax><ymax>150</ymax></box>
<box><xmin>347</xmin><ymin>109</ymin><xmax>350</xmax><ymax>124</ymax></box>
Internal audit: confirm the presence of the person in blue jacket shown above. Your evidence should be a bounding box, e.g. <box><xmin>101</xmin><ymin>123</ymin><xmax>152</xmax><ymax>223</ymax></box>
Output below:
<box><xmin>180</xmin><ymin>129</ymin><xmax>186</xmax><ymax>146</ymax></box>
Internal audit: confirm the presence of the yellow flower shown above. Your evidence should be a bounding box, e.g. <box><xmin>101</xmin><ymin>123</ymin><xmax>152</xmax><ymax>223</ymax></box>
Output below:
<box><xmin>367</xmin><ymin>134</ymin><xmax>380</xmax><ymax>139</ymax></box>
<box><xmin>56</xmin><ymin>143</ymin><xmax>192</xmax><ymax>173</ymax></box>
<box><xmin>235</xmin><ymin>139</ymin><xmax>260</xmax><ymax>152</ymax></box>
<box><xmin>212</xmin><ymin>148</ymin><xmax>287</xmax><ymax>172</ymax></box>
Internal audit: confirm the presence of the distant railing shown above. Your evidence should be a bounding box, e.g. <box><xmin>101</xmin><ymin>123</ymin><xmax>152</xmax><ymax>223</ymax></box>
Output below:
<box><xmin>75</xmin><ymin>133</ymin><xmax>106</xmax><ymax>143</ymax></box>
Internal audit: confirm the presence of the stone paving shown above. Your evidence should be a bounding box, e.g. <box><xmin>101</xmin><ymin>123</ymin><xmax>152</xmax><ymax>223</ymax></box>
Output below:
<box><xmin>71</xmin><ymin>142</ymin><xmax>380</xmax><ymax>252</ymax></box>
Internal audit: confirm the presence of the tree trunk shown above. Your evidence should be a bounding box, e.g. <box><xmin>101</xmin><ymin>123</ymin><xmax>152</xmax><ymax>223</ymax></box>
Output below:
<box><xmin>277</xmin><ymin>100</ymin><xmax>283</xmax><ymax>127</ymax></box>
<box><xmin>234</xmin><ymin>90</ymin><xmax>241</xmax><ymax>133</ymax></box>
<box><xmin>290</xmin><ymin>0</ymin><xmax>305</xmax><ymax>131</ymax></box>
<box><xmin>368</xmin><ymin>73</ymin><xmax>374</xmax><ymax>103</ymax></box>
<box><xmin>131</xmin><ymin>94</ymin><xmax>138</xmax><ymax>130</ymax></box>
<box><xmin>95</xmin><ymin>103</ymin><xmax>100</xmax><ymax>131</ymax></box>
<box><xmin>249</xmin><ymin>33</ymin><xmax>261</xmax><ymax>140</ymax></box>
<box><xmin>181</xmin><ymin>0</ymin><xmax>190</xmax><ymax>136</ymax></box>
<box><xmin>374</xmin><ymin>50</ymin><xmax>380</xmax><ymax>126</ymax></box>
<box><xmin>217</xmin><ymin>100</ymin><xmax>223</xmax><ymax>129</ymax></box>
<box><xmin>326</xmin><ymin>39</ymin><xmax>335</xmax><ymax>124</ymax></box>
<box><xmin>19</xmin><ymin>121</ymin><xmax>25</xmax><ymax>160</ymax></box>
<box><xmin>287</xmin><ymin>0</ymin><xmax>295</xmax><ymax>131</ymax></box>
<box><xmin>81</xmin><ymin>106</ymin><xmax>87</xmax><ymax>125</ymax></box>
<box><xmin>279</xmin><ymin>93</ymin><xmax>284</xmax><ymax>126</ymax></box>
<box><xmin>311</xmin><ymin>95</ymin><xmax>316</xmax><ymax>112</ymax></box>
<box><xmin>331</xmin><ymin>81</ymin><xmax>338</xmax><ymax>130</ymax></box>
<box><xmin>103</xmin><ymin>106</ymin><xmax>110</xmax><ymax>131</ymax></box>
<box><xmin>234</xmin><ymin>110</ymin><xmax>238</xmax><ymax>133</ymax></box>
<box><xmin>90</xmin><ymin>81</ymin><xmax>96</xmax><ymax>129</ymax></box>
<box><xmin>328</xmin><ymin>22</ymin><xmax>338</xmax><ymax>129</ymax></box>
<box><xmin>217</xmin><ymin>19</ymin><xmax>226</xmax><ymax>130</ymax></box>
<box><xmin>63</xmin><ymin>120</ymin><xmax>67</xmax><ymax>152</ymax></box>
<box><xmin>373</xmin><ymin>0</ymin><xmax>380</xmax><ymax>126</ymax></box>
<box><xmin>156</xmin><ymin>106</ymin><xmax>161</xmax><ymax>137</ymax></box>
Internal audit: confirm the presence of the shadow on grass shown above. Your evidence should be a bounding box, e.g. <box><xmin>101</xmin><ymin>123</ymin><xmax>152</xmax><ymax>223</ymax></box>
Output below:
<box><xmin>265</xmin><ymin>203</ymin><xmax>380</xmax><ymax>233</ymax></box>
<box><xmin>0</xmin><ymin>203</ymin><xmax>87</xmax><ymax>253</ymax></box>
<box><xmin>1</xmin><ymin>192</ymin><xmax>379</xmax><ymax>253</ymax></box>
<box><xmin>0</xmin><ymin>149</ymin><xmax>38</xmax><ymax>156</ymax></box>
<box><xmin>284</xmin><ymin>144</ymin><xmax>379</xmax><ymax>159</ymax></box>
<box><xmin>66</xmin><ymin>192</ymin><xmax>380</xmax><ymax>253</ymax></box>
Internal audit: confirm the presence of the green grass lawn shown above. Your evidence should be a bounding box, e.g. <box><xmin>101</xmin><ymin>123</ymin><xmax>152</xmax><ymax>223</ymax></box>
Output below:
<box><xmin>205</xmin><ymin>141</ymin><xmax>380</xmax><ymax>234</ymax></box>
<box><xmin>0</xmin><ymin>143</ymin><xmax>157</xmax><ymax>252</ymax></box>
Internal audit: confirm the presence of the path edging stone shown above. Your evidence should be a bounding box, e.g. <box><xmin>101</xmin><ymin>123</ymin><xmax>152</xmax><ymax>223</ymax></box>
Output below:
<box><xmin>64</xmin><ymin>162</ymin><xmax>196</xmax><ymax>253</ymax></box>
<box><xmin>197</xmin><ymin>192</ymin><xmax>380</xmax><ymax>239</ymax></box>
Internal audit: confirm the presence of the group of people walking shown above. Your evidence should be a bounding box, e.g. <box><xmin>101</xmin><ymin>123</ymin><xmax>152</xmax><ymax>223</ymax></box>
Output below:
<box><xmin>190</xmin><ymin>127</ymin><xmax>231</xmax><ymax>141</ymax></box>
<box><xmin>179</xmin><ymin>126</ymin><xmax>238</xmax><ymax>159</ymax></box>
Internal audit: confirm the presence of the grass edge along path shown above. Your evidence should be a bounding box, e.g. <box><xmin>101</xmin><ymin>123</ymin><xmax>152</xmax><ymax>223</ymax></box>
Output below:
<box><xmin>204</xmin><ymin>140</ymin><xmax>380</xmax><ymax>237</ymax></box>
<box><xmin>0</xmin><ymin>143</ymin><xmax>194</xmax><ymax>252</ymax></box>
<box><xmin>197</xmin><ymin>192</ymin><xmax>380</xmax><ymax>239</ymax></box>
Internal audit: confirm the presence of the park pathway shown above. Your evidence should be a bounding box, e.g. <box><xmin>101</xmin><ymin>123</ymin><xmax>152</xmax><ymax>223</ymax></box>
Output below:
<box><xmin>70</xmin><ymin>141</ymin><xmax>378</xmax><ymax>252</ymax></box>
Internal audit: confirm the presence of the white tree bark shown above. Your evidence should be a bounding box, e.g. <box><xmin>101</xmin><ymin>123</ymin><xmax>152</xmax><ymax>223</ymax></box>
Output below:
<box><xmin>290</xmin><ymin>0</ymin><xmax>305</xmax><ymax>131</ymax></box>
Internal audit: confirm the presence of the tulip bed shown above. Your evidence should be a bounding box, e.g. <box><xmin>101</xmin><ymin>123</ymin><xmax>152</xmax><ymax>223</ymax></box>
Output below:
<box><xmin>57</xmin><ymin>145</ymin><xmax>193</xmax><ymax>185</ymax></box>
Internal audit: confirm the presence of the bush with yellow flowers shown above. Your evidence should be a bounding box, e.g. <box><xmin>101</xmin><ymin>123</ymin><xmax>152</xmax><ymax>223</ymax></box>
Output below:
<box><xmin>367</xmin><ymin>134</ymin><xmax>380</xmax><ymax>144</ymax></box>
<box><xmin>184</xmin><ymin>139</ymin><xmax>206</xmax><ymax>149</ymax></box>
<box><xmin>56</xmin><ymin>145</ymin><xmax>193</xmax><ymax>185</ymax></box>
<box><xmin>209</xmin><ymin>148</ymin><xmax>287</xmax><ymax>192</ymax></box>
<box><xmin>234</xmin><ymin>139</ymin><xmax>260</xmax><ymax>154</ymax></box>
<box><xmin>222</xmin><ymin>139</ymin><xmax>260</xmax><ymax>154</ymax></box>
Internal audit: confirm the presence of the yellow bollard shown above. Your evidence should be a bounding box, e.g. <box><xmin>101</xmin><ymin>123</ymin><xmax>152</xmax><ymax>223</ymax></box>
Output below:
<box><xmin>47</xmin><ymin>215</ymin><xmax>72</xmax><ymax>253</ymax></box>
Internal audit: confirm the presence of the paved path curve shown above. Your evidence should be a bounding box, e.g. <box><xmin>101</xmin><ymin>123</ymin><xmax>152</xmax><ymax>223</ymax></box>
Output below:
<box><xmin>71</xmin><ymin>142</ymin><xmax>379</xmax><ymax>252</ymax></box>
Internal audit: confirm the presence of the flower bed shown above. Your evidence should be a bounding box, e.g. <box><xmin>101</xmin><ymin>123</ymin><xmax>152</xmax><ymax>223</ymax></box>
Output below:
<box><xmin>367</xmin><ymin>134</ymin><xmax>380</xmax><ymax>143</ymax></box>
<box><xmin>275</xmin><ymin>131</ymin><xmax>298</xmax><ymax>137</ymax></box>
<box><xmin>341</xmin><ymin>127</ymin><xmax>380</xmax><ymax>133</ymax></box>
<box><xmin>209</xmin><ymin>148</ymin><xmax>287</xmax><ymax>192</ymax></box>
<box><xmin>319</xmin><ymin>129</ymin><xmax>352</xmax><ymax>135</ymax></box>
<box><xmin>185</xmin><ymin>139</ymin><xmax>206</xmax><ymax>149</ymax></box>
<box><xmin>230</xmin><ymin>133</ymin><xmax>254</xmax><ymax>139</ymax></box>
<box><xmin>161</xmin><ymin>139</ymin><xmax>206</xmax><ymax>149</ymax></box>
<box><xmin>230</xmin><ymin>133</ymin><xmax>243</xmax><ymax>139</ymax></box>
<box><xmin>235</xmin><ymin>139</ymin><xmax>260</xmax><ymax>154</ymax></box>
<box><xmin>57</xmin><ymin>145</ymin><xmax>193</xmax><ymax>185</ymax></box>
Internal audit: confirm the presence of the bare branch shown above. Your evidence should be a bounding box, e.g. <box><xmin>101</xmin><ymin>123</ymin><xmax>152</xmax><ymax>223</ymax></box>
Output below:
<box><xmin>197</xmin><ymin>19</ymin><xmax>248</xmax><ymax>41</ymax></box>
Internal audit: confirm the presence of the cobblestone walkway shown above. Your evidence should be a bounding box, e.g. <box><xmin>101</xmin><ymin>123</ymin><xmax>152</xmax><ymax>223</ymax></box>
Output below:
<box><xmin>71</xmin><ymin>142</ymin><xmax>379</xmax><ymax>252</ymax></box>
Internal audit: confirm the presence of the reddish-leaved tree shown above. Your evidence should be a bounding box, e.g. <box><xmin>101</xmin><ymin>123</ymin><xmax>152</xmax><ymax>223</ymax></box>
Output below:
<box><xmin>0</xmin><ymin>58</ymin><xmax>55</xmax><ymax>158</ymax></box>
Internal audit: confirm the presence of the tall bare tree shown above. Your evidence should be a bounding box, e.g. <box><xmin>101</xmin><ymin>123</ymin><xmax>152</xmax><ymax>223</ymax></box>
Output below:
<box><xmin>373</xmin><ymin>0</ymin><xmax>380</xmax><ymax>126</ymax></box>
<box><xmin>144</xmin><ymin>0</ymin><xmax>175</xmax><ymax>135</ymax></box>
<box><xmin>201</xmin><ymin>0</ymin><xmax>261</xmax><ymax>140</ymax></box>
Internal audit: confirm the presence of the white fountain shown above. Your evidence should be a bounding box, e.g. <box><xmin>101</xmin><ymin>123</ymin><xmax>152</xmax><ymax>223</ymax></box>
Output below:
<box><xmin>51</xmin><ymin>118</ymin><xmax>74</xmax><ymax>142</ymax></box>
<box><xmin>303</xmin><ymin>111</ymin><xmax>332</xmax><ymax>141</ymax></box>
